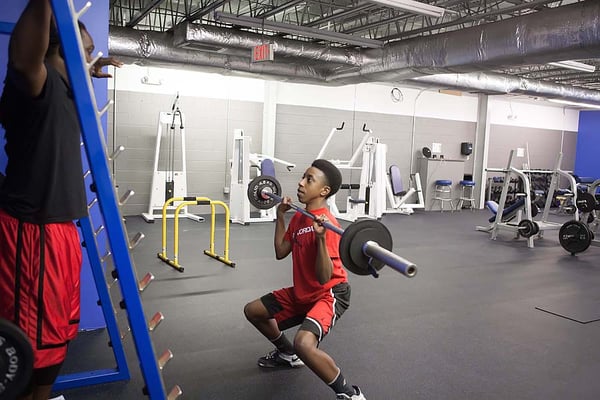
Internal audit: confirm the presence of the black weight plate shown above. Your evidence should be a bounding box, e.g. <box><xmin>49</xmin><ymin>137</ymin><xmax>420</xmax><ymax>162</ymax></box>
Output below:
<box><xmin>532</xmin><ymin>221</ymin><xmax>540</xmax><ymax>236</ymax></box>
<box><xmin>247</xmin><ymin>176</ymin><xmax>281</xmax><ymax>210</ymax></box>
<box><xmin>518</xmin><ymin>219</ymin><xmax>535</xmax><ymax>238</ymax></box>
<box><xmin>575</xmin><ymin>192</ymin><xmax>596</xmax><ymax>213</ymax></box>
<box><xmin>588</xmin><ymin>213</ymin><xmax>596</xmax><ymax>224</ymax></box>
<box><xmin>530</xmin><ymin>203</ymin><xmax>539</xmax><ymax>218</ymax></box>
<box><xmin>339</xmin><ymin>220</ymin><xmax>393</xmax><ymax>276</ymax></box>
<box><xmin>559</xmin><ymin>220</ymin><xmax>592</xmax><ymax>255</ymax></box>
<box><xmin>0</xmin><ymin>319</ymin><xmax>33</xmax><ymax>400</ymax></box>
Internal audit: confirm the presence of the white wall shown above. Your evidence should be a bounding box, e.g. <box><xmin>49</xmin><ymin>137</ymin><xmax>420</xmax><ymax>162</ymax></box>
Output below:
<box><xmin>110</xmin><ymin>64</ymin><xmax>578</xmax><ymax>131</ymax></box>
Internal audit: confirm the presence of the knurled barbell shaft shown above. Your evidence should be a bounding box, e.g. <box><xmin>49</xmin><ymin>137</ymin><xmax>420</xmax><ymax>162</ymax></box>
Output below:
<box><xmin>262</xmin><ymin>191</ymin><xmax>417</xmax><ymax>278</ymax></box>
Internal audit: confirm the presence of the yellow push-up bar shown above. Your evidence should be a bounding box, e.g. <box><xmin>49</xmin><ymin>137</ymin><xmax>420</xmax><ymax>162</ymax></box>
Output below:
<box><xmin>157</xmin><ymin>196</ymin><xmax>235</xmax><ymax>272</ymax></box>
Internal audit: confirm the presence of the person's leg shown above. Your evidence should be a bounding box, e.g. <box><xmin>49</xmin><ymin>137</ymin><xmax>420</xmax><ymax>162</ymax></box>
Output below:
<box><xmin>18</xmin><ymin>363</ymin><xmax>64</xmax><ymax>400</ymax></box>
<box><xmin>293</xmin><ymin>329</ymin><xmax>337</xmax><ymax>381</ymax></box>
<box><xmin>295</xmin><ymin>283</ymin><xmax>362</xmax><ymax>398</ymax></box>
<box><xmin>244</xmin><ymin>298</ymin><xmax>282</xmax><ymax>342</ymax></box>
<box><xmin>244</xmin><ymin>289</ymin><xmax>307</xmax><ymax>368</ymax></box>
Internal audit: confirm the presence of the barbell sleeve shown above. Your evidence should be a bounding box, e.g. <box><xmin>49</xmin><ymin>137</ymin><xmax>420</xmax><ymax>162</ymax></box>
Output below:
<box><xmin>363</xmin><ymin>241</ymin><xmax>417</xmax><ymax>278</ymax></box>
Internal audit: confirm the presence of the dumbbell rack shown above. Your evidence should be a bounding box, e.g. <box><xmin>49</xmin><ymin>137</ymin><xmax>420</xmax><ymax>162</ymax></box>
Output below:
<box><xmin>49</xmin><ymin>0</ymin><xmax>180</xmax><ymax>398</ymax></box>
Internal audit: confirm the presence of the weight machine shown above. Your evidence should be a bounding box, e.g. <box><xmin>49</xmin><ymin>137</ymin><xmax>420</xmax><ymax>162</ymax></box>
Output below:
<box><xmin>229</xmin><ymin>129</ymin><xmax>295</xmax><ymax>224</ymax></box>
<box><xmin>477</xmin><ymin>150</ymin><xmax>579</xmax><ymax>248</ymax></box>
<box><xmin>385</xmin><ymin>166</ymin><xmax>425</xmax><ymax>215</ymax></box>
<box><xmin>318</xmin><ymin>123</ymin><xmax>379</xmax><ymax>222</ymax></box>
<box><xmin>142</xmin><ymin>95</ymin><xmax>202</xmax><ymax>223</ymax></box>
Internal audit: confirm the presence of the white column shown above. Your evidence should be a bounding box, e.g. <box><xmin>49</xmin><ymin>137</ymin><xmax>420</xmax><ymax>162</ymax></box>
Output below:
<box><xmin>473</xmin><ymin>94</ymin><xmax>491</xmax><ymax>209</ymax></box>
<box><xmin>262</xmin><ymin>81</ymin><xmax>278</xmax><ymax>157</ymax></box>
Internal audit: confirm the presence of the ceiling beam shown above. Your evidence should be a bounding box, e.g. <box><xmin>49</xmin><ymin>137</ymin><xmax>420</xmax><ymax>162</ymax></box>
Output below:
<box><xmin>214</xmin><ymin>11</ymin><xmax>384</xmax><ymax>47</ymax></box>
<box><xmin>126</xmin><ymin>0</ymin><xmax>166</xmax><ymax>28</ymax></box>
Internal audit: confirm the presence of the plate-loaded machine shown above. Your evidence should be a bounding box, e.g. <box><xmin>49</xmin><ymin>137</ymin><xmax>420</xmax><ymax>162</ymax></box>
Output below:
<box><xmin>478</xmin><ymin>151</ymin><xmax>579</xmax><ymax>248</ymax></box>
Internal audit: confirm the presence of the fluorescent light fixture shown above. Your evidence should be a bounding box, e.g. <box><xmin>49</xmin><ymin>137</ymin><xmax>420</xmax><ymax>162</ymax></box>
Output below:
<box><xmin>548</xmin><ymin>60</ymin><xmax>596</xmax><ymax>73</ymax></box>
<box><xmin>548</xmin><ymin>99</ymin><xmax>600</xmax><ymax>109</ymax></box>
<box><xmin>369</xmin><ymin>0</ymin><xmax>448</xmax><ymax>18</ymax></box>
<box><xmin>214</xmin><ymin>12</ymin><xmax>383</xmax><ymax>48</ymax></box>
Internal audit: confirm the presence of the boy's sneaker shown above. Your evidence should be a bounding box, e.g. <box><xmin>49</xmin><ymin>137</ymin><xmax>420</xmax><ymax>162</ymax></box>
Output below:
<box><xmin>336</xmin><ymin>385</ymin><xmax>366</xmax><ymax>400</ymax></box>
<box><xmin>257</xmin><ymin>349</ymin><xmax>304</xmax><ymax>368</ymax></box>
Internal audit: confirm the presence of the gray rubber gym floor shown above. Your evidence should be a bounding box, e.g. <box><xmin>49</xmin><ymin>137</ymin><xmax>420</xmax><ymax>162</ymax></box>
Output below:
<box><xmin>56</xmin><ymin>210</ymin><xmax>600</xmax><ymax>400</ymax></box>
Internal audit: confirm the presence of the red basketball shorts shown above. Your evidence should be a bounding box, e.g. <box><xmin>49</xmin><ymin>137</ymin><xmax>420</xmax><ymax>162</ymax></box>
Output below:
<box><xmin>0</xmin><ymin>209</ymin><xmax>82</xmax><ymax>368</ymax></box>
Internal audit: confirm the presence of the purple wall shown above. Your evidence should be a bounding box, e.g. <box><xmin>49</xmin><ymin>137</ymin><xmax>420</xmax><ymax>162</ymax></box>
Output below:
<box><xmin>0</xmin><ymin>0</ymin><xmax>110</xmax><ymax>329</ymax></box>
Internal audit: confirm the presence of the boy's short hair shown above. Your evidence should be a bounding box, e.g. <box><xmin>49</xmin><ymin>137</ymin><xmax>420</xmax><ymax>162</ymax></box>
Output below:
<box><xmin>312</xmin><ymin>159</ymin><xmax>342</xmax><ymax>198</ymax></box>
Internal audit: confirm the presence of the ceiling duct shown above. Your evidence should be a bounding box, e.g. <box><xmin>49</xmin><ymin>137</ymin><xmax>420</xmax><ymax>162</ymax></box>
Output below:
<box><xmin>109</xmin><ymin>26</ymin><xmax>331</xmax><ymax>83</ymax></box>
<box><xmin>329</xmin><ymin>1</ymin><xmax>600</xmax><ymax>84</ymax></box>
<box><xmin>172</xmin><ymin>21</ymin><xmax>366</xmax><ymax>66</ymax></box>
<box><xmin>409</xmin><ymin>72</ymin><xmax>600</xmax><ymax>105</ymax></box>
<box><xmin>108</xmin><ymin>1</ymin><xmax>600</xmax><ymax>104</ymax></box>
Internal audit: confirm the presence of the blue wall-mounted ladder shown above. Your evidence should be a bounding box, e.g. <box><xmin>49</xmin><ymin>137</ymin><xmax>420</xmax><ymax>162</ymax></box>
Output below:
<box><xmin>48</xmin><ymin>0</ymin><xmax>181</xmax><ymax>398</ymax></box>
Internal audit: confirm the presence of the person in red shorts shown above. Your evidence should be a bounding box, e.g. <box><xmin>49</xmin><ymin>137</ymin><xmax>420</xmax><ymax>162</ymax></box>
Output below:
<box><xmin>0</xmin><ymin>1</ymin><xmax>121</xmax><ymax>399</ymax></box>
<box><xmin>244</xmin><ymin>159</ymin><xmax>366</xmax><ymax>400</ymax></box>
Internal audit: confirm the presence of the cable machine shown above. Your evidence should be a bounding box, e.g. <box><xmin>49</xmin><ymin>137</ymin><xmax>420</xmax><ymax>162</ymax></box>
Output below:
<box><xmin>142</xmin><ymin>94</ymin><xmax>202</xmax><ymax>223</ymax></box>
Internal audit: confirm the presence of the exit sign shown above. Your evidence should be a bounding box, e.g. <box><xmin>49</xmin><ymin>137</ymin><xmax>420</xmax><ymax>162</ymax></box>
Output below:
<box><xmin>252</xmin><ymin>43</ymin><xmax>274</xmax><ymax>63</ymax></box>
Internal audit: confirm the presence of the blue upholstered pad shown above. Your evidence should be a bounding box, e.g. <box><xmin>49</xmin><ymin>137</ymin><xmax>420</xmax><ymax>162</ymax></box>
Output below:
<box><xmin>487</xmin><ymin>198</ymin><xmax>526</xmax><ymax>223</ymax></box>
<box><xmin>261</xmin><ymin>158</ymin><xmax>276</xmax><ymax>177</ymax></box>
<box><xmin>389</xmin><ymin>165</ymin><xmax>405</xmax><ymax>196</ymax></box>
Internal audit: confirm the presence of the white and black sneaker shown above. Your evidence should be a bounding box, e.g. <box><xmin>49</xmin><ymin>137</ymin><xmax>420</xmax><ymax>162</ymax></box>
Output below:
<box><xmin>257</xmin><ymin>349</ymin><xmax>304</xmax><ymax>368</ymax></box>
<box><xmin>336</xmin><ymin>386</ymin><xmax>366</xmax><ymax>400</ymax></box>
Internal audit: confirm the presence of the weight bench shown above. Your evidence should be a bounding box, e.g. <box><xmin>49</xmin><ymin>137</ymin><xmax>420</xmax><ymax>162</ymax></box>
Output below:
<box><xmin>486</xmin><ymin>198</ymin><xmax>527</xmax><ymax>223</ymax></box>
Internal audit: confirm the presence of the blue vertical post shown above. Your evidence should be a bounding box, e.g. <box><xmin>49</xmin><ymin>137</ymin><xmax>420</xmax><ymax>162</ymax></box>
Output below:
<box><xmin>49</xmin><ymin>0</ymin><xmax>167</xmax><ymax>398</ymax></box>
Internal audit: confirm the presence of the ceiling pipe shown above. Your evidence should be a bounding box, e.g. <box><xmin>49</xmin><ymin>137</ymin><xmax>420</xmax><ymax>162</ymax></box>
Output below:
<box><xmin>109</xmin><ymin>27</ymin><xmax>331</xmax><ymax>83</ymax></box>
<box><xmin>172</xmin><ymin>22</ymin><xmax>369</xmax><ymax>66</ymax></box>
<box><xmin>409</xmin><ymin>72</ymin><xmax>600</xmax><ymax>106</ymax></box>
<box><xmin>108</xmin><ymin>1</ymin><xmax>600</xmax><ymax>104</ymax></box>
<box><xmin>328</xmin><ymin>1</ymin><xmax>600</xmax><ymax>83</ymax></box>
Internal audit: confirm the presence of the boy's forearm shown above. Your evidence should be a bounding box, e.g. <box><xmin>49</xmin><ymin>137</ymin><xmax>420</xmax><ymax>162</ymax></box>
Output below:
<box><xmin>315</xmin><ymin>236</ymin><xmax>333</xmax><ymax>284</ymax></box>
<box><xmin>273</xmin><ymin>213</ymin><xmax>287</xmax><ymax>258</ymax></box>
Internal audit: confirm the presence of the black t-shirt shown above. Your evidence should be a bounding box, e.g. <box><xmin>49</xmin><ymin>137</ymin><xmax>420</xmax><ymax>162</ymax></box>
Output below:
<box><xmin>0</xmin><ymin>64</ymin><xmax>87</xmax><ymax>223</ymax></box>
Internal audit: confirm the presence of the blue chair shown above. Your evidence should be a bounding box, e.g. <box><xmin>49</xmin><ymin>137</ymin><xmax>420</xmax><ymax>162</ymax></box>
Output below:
<box><xmin>433</xmin><ymin>180</ymin><xmax>453</xmax><ymax>212</ymax></box>
<box><xmin>457</xmin><ymin>180</ymin><xmax>476</xmax><ymax>210</ymax></box>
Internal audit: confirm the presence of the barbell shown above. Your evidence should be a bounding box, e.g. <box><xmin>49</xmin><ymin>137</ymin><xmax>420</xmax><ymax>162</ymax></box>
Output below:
<box><xmin>0</xmin><ymin>319</ymin><xmax>33</xmax><ymax>399</ymax></box>
<box><xmin>247</xmin><ymin>175</ymin><xmax>417</xmax><ymax>278</ymax></box>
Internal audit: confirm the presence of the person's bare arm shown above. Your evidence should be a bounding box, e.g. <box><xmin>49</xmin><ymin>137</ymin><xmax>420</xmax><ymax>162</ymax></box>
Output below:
<box><xmin>9</xmin><ymin>0</ymin><xmax>52</xmax><ymax>96</ymax></box>
<box><xmin>313</xmin><ymin>216</ymin><xmax>333</xmax><ymax>285</ymax></box>
<box><xmin>274</xmin><ymin>197</ymin><xmax>293</xmax><ymax>260</ymax></box>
